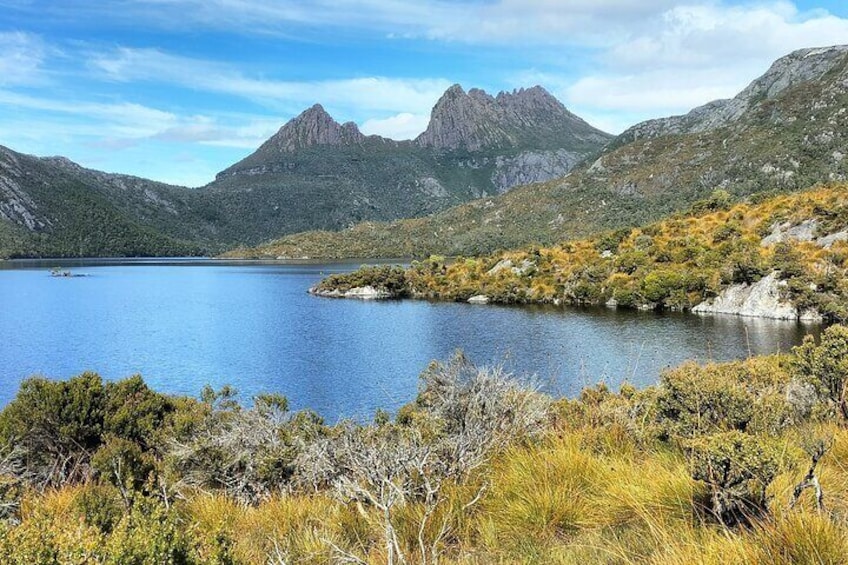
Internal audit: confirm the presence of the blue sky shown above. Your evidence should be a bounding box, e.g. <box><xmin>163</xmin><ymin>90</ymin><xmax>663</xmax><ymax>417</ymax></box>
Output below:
<box><xmin>2</xmin><ymin>0</ymin><xmax>847</xmax><ymax>187</ymax></box>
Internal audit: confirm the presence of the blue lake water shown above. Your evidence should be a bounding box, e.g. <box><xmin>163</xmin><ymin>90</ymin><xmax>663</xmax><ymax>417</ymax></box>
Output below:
<box><xmin>0</xmin><ymin>259</ymin><xmax>819</xmax><ymax>422</ymax></box>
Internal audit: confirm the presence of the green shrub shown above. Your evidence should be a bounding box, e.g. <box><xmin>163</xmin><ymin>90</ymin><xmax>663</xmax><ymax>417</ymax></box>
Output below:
<box><xmin>793</xmin><ymin>324</ymin><xmax>848</xmax><ymax>419</ymax></box>
<box><xmin>0</xmin><ymin>373</ymin><xmax>105</xmax><ymax>484</ymax></box>
<box><xmin>92</xmin><ymin>436</ymin><xmax>156</xmax><ymax>493</ymax></box>
<box><xmin>689</xmin><ymin>431</ymin><xmax>779</xmax><ymax>526</ymax></box>
<box><xmin>72</xmin><ymin>483</ymin><xmax>126</xmax><ymax>534</ymax></box>
<box><xmin>655</xmin><ymin>363</ymin><xmax>753</xmax><ymax>439</ymax></box>
<box><xmin>103</xmin><ymin>375</ymin><xmax>176</xmax><ymax>449</ymax></box>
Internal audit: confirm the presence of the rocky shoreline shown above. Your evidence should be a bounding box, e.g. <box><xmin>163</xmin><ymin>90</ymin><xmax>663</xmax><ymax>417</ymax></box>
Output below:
<box><xmin>310</xmin><ymin>270</ymin><xmax>824</xmax><ymax>323</ymax></box>
<box><xmin>309</xmin><ymin>285</ymin><xmax>396</xmax><ymax>300</ymax></box>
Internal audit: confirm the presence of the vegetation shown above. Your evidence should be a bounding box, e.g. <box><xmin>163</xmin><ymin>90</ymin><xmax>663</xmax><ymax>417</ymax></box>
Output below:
<box><xmin>3</xmin><ymin>327</ymin><xmax>848</xmax><ymax>563</ymax></box>
<box><xmin>314</xmin><ymin>184</ymin><xmax>848</xmax><ymax>321</ymax></box>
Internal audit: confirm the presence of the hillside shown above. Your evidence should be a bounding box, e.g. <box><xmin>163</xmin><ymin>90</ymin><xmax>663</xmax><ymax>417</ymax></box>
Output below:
<box><xmin>313</xmin><ymin>183</ymin><xmax>848</xmax><ymax>322</ymax></box>
<box><xmin>237</xmin><ymin>44</ymin><xmax>848</xmax><ymax>260</ymax></box>
<box><xmin>0</xmin><ymin>147</ymin><xmax>216</xmax><ymax>257</ymax></box>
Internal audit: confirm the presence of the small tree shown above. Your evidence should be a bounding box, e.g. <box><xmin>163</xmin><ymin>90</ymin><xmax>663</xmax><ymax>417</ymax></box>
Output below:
<box><xmin>296</xmin><ymin>355</ymin><xmax>549</xmax><ymax>563</ymax></box>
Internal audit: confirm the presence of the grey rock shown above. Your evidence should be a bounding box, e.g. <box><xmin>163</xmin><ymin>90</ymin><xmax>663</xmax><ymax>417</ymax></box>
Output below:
<box><xmin>260</xmin><ymin>104</ymin><xmax>366</xmax><ymax>154</ymax></box>
<box><xmin>416</xmin><ymin>85</ymin><xmax>610</xmax><ymax>152</ymax></box>
<box><xmin>691</xmin><ymin>272</ymin><xmax>798</xmax><ymax>320</ymax></box>
<box><xmin>761</xmin><ymin>219</ymin><xmax>818</xmax><ymax>246</ymax></box>
<box><xmin>310</xmin><ymin>285</ymin><xmax>394</xmax><ymax>300</ymax></box>
<box><xmin>487</xmin><ymin>258</ymin><xmax>535</xmax><ymax>276</ymax></box>
<box><xmin>490</xmin><ymin>150</ymin><xmax>582</xmax><ymax>194</ymax></box>
<box><xmin>816</xmin><ymin>229</ymin><xmax>848</xmax><ymax>248</ymax></box>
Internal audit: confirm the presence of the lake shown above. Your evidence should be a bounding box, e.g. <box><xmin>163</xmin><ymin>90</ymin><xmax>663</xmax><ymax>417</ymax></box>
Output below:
<box><xmin>0</xmin><ymin>259</ymin><xmax>819</xmax><ymax>422</ymax></box>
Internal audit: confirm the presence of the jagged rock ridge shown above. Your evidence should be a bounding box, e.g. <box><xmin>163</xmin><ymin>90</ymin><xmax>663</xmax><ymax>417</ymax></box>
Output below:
<box><xmin>415</xmin><ymin>85</ymin><xmax>609</xmax><ymax>152</ymax></box>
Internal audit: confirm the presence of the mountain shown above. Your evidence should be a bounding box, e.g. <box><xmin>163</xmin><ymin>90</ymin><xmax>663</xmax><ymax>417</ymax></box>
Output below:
<box><xmin>0</xmin><ymin>85</ymin><xmax>611</xmax><ymax>258</ymax></box>
<box><xmin>236</xmin><ymin>44</ymin><xmax>848</xmax><ymax>260</ymax></box>
<box><xmin>415</xmin><ymin>85</ymin><xmax>608</xmax><ymax>152</ymax></box>
<box><xmin>201</xmin><ymin>85</ymin><xmax>611</xmax><ymax>244</ymax></box>
<box><xmin>0</xmin><ymin>146</ymin><xmax>218</xmax><ymax>257</ymax></box>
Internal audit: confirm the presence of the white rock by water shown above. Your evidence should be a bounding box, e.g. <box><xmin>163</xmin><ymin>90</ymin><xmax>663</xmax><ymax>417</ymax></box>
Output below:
<box><xmin>691</xmin><ymin>272</ymin><xmax>798</xmax><ymax>319</ymax></box>
<box><xmin>467</xmin><ymin>295</ymin><xmax>490</xmax><ymax>304</ymax></box>
<box><xmin>342</xmin><ymin>286</ymin><xmax>394</xmax><ymax>300</ymax></box>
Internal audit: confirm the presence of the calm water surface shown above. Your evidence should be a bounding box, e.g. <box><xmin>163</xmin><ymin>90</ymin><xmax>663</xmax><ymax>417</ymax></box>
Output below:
<box><xmin>0</xmin><ymin>259</ymin><xmax>820</xmax><ymax>421</ymax></box>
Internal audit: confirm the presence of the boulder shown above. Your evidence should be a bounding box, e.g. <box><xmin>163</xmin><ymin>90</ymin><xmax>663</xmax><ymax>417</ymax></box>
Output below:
<box><xmin>692</xmin><ymin>272</ymin><xmax>798</xmax><ymax>319</ymax></box>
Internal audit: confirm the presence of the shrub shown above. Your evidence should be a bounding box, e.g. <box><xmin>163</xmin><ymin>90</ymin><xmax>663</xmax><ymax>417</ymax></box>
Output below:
<box><xmin>793</xmin><ymin>324</ymin><xmax>848</xmax><ymax>419</ymax></box>
<box><xmin>689</xmin><ymin>431</ymin><xmax>779</xmax><ymax>526</ymax></box>
<box><xmin>0</xmin><ymin>373</ymin><xmax>176</xmax><ymax>488</ymax></box>
<box><xmin>0</xmin><ymin>373</ymin><xmax>105</xmax><ymax>485</ymax></box>
<box><xmin>92</xmin><ymin>436</ymin><xmax>156</xmax><ymax>494</ymax></box>
<box><xmin>655</xmin><ymin>363</ymin><xmax>753</xmax><ymax>439</ymax></box>
<box><xmin>103</xmin><ymin>375</ymin><xmax>176</xmax><ymax>450</ymax></box>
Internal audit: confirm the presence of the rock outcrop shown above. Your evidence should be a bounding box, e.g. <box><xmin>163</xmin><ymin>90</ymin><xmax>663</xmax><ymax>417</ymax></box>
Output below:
<box><xmin>415</xmin><ymin>85</ymin><xmax>610</xmax><ymax>152</ymax></box>
<box><xmin>692</xmin><ymin>272</ymin><xmax>800</xmax><ymax>320</ymax></box>
<box><xmin>249</xmin><ymin>104</ymin><xmax>367</xmax><ymax>156</ymax></box>
<box><xmin>309</xmin><ymin>285</ymin><xmax>395</xmax><ymax>300</ymax></box>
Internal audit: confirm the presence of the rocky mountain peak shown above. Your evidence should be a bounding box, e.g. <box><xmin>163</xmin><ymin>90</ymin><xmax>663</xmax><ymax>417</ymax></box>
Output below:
<box><xmin>262</xmin><ymin>103</ymin><xmax>365</xmax><ymax>153</ymax></box>
<box><xmin>416</xmin><ymin>84</ymin><xmax>610</xmax><ymax>151</ymax></box>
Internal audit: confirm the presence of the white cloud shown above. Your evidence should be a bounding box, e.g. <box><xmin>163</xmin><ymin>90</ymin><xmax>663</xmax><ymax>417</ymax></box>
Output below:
<box><xmin>89</xmin><ymin>47</ymin><xmax>452</xmax><ymax>117</ymax></box>
<box><xmin>0</xmin><ymin>32</ymin><xmax>49</xmax><ymax>87</ymax></box>
<box><xmin>360</xmin><ymin>112</ymin><xmax>430</xmax><ymax>140</ymax></box>
<box><xmin>0</xmin><ymin>89</ymin><xmax>281</xmax><ymax>151</ymax></box>
<box><xmin>561</xmin><ymin>1</ymin><xmax>848</xmax><ymax>123</ymax></box>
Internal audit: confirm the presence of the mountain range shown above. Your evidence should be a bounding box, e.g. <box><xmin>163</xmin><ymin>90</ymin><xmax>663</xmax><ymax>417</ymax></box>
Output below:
<box><xmin>238</xmin><ymin>44</ymin><xmax>848</xmax><ymax>259</ymax></box>
<box><xmin>2</xmin><ymin>44</ymin><xmax>847</xmax><ymax>259</ymax></box>
<box><xmin>0</xmin><ymin>85</ymin><xmax>610</xmax><ymax>258</ymax></box>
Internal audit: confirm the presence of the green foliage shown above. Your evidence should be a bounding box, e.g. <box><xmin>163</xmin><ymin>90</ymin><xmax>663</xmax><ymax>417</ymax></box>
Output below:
<box><xmin>104</xmin><ymin>375</ymin><xmax>176</xmax><ymax>449</ymax></box>
<box><xmin>92</xmin><ymin>436</ymin><xmax>156</xmax><ymax>492</ymax></box>
<box><xmin>0</xmin><ymin>373</ymin><xmax>175</xmax><ymax>486</ymax></box>
<box><xmin>655</xmin><ymin>363</ymin><xmax>754</xmax><ymax>439</ymax></box>
<box><xmin>0</xmin><ymin>373</ymin><xmax>105</xmax><ymax>482</ymax></box>
<box><xmin>689</xmin><ymin>431</ymin><xmax>779</xmax><ymax>526</ymax></box>
<box><xmin>314</xmin><ymin>264</ymin><xmax>409</xmax><ymax>295</ymax></box>
<box><xmin>793</xmin><ymin>324</ymin><xmax>848</xmax><ymax>418</ymax></box>
<box><xmin>72</xmin><ymin>483</ymin><xmax>127</xmax><ymax>534</ymax></box>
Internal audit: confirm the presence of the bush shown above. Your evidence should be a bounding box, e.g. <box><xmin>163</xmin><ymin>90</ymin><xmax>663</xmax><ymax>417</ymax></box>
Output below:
<box><xmin>792</xmin><ymin>324</ymin><xmax>848</xmax><ymax>419</ymax></box>
<box><xmin>655</xmin><ymin>363</ymin><xmax>753</xmax><ymax>439</ymax></box>
<box><xmin>92</xmin><ymin>436</ymin><xmax>156</xmax><ymax>493</ymax></box>
<box><xmin>689</xmin><ymin>431</ymin><xmax>779</xmax><ymax>526</ymax></box>
<box><xmin>0</xmin><ymin>373</ymin><xmax>176</xmax><ymax>487</ymax></box>
<box><xmin>0</xmin><ymin>373</ymin><xmax>105</xmax><ymax>485</ymax></box>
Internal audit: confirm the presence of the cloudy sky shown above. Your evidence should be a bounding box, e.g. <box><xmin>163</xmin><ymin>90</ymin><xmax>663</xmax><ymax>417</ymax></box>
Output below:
<box><xmin>2</xmin><ymin>0</ymin><xmax>847</xmax><ymax>186</ymax></box>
